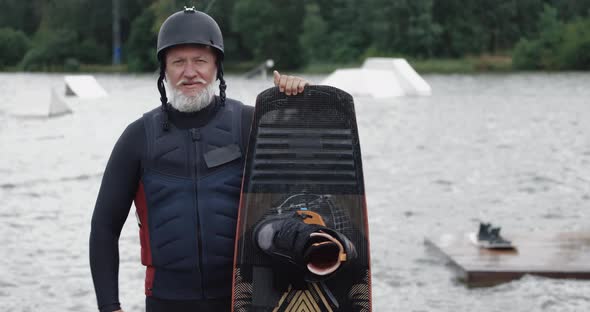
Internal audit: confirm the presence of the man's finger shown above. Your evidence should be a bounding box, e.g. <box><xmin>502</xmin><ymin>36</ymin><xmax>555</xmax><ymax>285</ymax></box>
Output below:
<box><xmin>273</xmin><ymin>70</ymin><xmax>280</xmax><ymax>86</ymax></box>
<box><xmin>297</xmin><ymin>79</ymin><xmax>308</xmax><ymax>93</ymax></box>
<box><xmin>290</xmin><ymin>78</ymin><xmax>302</xmax><ymax>95</ymax></box>
<box><xmin>278</xmin><ymin>74</ymin><xmax>288</xmax><ymax>92</ymax></box>
<box><xmin>285</xmin><ymin>76</ymin><xmax>296</xmax><ymax>95</ymax></box>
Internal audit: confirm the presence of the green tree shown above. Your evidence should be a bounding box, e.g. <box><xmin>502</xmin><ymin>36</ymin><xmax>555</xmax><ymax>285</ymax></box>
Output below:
<box><xmin>558</xmin><ymin>18</ymin><xmax>590</xmax><ymax>69</ymax></box>
<box><xmin>27</xmin><ymin>0</ymin><xmax>112</xmax><ymax>65</ymax></box>
<box><xmin>536</xmin><ymin>4</ymin><xmax>564</xmax><ymax>68</ymax></box>
<box><xmin>20</xmin><ymin>29</ymin><xmax>79</xmax><ymax>71</ymax></box>
<box><xmin>512</xmin><ymin>39</ymin><xmax>542</xmax><ymax>69</ymax></box>
<box><xmin>314</xmin><ymin>0</ymin><xmax>371</xmax><ymax>63</ymax></box>
<box><xmin>475</xmin><ymin>0</ymin><xmax>520</xmax><ymax>53</ymax></box>
<box><xmin>0</xmin><ymin>28</ymin><xmax>31</xmax><ymax>68</ymax></box>
<box><xmin>432</xmin><ymin>0</ymin><xmax>484</xmax><ymax>56</ymax></box>
<box><xmin>205</xmin><ymin>0</ymin><xmax>249</xmax><ymax>62</ymax></box>
<box><xmin>514</xmin><ymin>0</ymin><xmax>546</xmax><ymax>39</ymax></box>
<box><xmin>151</xmin><ymin>0</ymin><xmax>185</xmax><ymax>33</ymax></box>
<box><xmin>299</xmin><ymin>3</ymin><xmax>330</xmax><ymax>63</ymax></box>
<box><xmin>546</xmin><ymin>0</ymin><xmax>590</xmax><ymax>19</ymax></box>
<box><xmin>0</xmin><ymin>0</ymin><xmax>42</xmax><ymax>35</ymax></box>
<box><xmin>432</xmin><ymin>0</ymin><xmax>546</xmax><ymax>57</ymax></box>
<box><xmin>512</xmin><ymin>5</ymin><xmax>564</xmax><ymax>69</ymax></box>
<box><xmin>127</xmin><ymin>8</ymin><xmax>158</xmax><ymax>72</ymax></box>
<box><xmin>232</xmin><ymin>0</ymin><xmax>304</xmax><ymax>69</ymax></box>
<box><xmin>401</xmin><ymin>0</ymin><xmax>442</xmax><ymax>57</ymax></box>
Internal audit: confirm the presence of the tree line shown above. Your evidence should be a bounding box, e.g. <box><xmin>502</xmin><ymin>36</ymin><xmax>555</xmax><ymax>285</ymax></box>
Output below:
<box><xmin>1</xmin><ymin>0</ymin><xmax>589</xmax><ymax>71</ymax></box>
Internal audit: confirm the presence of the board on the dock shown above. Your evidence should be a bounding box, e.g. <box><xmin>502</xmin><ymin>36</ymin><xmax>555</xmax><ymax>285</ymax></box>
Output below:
<box><xmin>467</xmin><ymin>232</ymin><xmax>515</xmax><ymax>250</ymax></box>
<box><xmin>231</xmin><ymin>86</ymin><xmax>371</xmax><ymax>312</ymax></box>
<box><xmin>468</xmin><ymin>223</ymin><xmax>515</xmax><ymax>250</ymax></box>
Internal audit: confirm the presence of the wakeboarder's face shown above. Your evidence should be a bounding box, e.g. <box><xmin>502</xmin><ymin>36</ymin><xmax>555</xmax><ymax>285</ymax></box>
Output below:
<box><xmin>165</xmin><ymin>44</ymin><xmax>217</xmax><ymax>97</ymax></box>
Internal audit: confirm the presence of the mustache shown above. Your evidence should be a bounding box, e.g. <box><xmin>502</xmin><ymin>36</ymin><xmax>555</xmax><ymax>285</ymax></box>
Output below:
<box><xmin>176</xmin><ymin>78</ymin><xmax>208</xmax><ymax>86</ymax></box>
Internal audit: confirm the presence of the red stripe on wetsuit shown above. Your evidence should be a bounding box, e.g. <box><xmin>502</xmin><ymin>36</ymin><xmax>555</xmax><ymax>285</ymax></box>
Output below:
<box><xmin>134</xmin><ymin>181</ymin><xmax>155</xmax><ymax>296</ymax></box>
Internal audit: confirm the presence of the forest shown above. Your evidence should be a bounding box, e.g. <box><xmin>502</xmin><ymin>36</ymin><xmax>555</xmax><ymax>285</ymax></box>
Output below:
<box><xmin>1</xmin><ymin>0</ymin><xmax>589</xmax><ymax>72</ymax></box>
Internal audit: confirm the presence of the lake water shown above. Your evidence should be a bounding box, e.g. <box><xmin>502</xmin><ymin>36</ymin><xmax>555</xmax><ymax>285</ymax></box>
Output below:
<box><xmin>0</xmin><ymin>72</ymin><xmax>589</xmax><ymax>311</ymax></box>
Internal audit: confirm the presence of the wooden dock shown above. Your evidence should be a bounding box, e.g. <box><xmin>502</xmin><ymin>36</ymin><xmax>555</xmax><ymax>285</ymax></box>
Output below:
<box><xmin>424</xmin><ymin>231</ymin><xmax>590</xmax><ymax>287</ymax></box>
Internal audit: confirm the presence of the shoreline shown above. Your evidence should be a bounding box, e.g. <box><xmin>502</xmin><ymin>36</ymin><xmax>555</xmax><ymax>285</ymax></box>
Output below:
<box><xmin>2</xmin><ymin>55</ymin><xmax>589</xmax><ymax>75</ymax></box>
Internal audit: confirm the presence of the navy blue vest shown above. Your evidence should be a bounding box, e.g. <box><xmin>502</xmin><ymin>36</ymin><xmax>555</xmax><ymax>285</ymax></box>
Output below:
<box><xmin>140</xmin><ymin>99</ymin><xmax>245</xmax><ymax>300</ymax></box>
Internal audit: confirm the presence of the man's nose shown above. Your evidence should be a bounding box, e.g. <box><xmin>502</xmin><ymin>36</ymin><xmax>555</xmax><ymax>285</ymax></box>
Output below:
<box><xmin>184</xmin><ymin>63</ymin><xmax>198</xmax><ymax>78</ymax></box>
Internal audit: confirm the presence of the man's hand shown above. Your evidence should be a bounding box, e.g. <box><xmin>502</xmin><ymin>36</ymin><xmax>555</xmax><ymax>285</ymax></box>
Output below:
<box><xmin>273</xmin><ymin>70</ymin><xmax>309</xmax><ymax>96</ymax></box>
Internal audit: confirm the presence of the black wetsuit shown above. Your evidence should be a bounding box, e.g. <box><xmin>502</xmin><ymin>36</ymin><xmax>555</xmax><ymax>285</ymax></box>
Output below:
<box><xmin>90</xmin><ymin>97</ymin><xmax>253</xmax><ymax>312</ymax></box>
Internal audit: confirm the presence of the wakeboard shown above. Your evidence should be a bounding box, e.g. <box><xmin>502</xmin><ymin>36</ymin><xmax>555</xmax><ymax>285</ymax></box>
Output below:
<box><xmin>231</xmin><ymin>85</ymin><xmax>371</xmax><ymax>312</ymax></box>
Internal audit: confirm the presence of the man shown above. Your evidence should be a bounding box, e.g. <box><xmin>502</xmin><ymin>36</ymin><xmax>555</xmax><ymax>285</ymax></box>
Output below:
<box><xmin>90</xmin><ymin>7</ymin><xmax>308</xmax><ymax>312</ymax></box>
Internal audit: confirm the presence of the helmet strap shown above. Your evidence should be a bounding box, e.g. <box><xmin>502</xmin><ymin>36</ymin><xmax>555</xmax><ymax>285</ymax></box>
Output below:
<box><xmin>157</xmin><ymin>61</ymin><xmax>170</xmax><ymax>131</ymax></box>
<box><xmin>217</xmin><ymin>60</ymin><xmax>226</xmax><ymax>107</ymax></box>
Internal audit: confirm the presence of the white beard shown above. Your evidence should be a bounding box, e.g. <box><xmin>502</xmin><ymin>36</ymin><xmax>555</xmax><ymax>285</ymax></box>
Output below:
<box><xmin>166</xmin><ymin>79</ymin><xmax>217</xmax><ymax>113</ymax></box>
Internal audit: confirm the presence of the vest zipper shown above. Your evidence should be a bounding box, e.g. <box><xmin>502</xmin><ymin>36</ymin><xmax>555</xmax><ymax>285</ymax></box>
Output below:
<box><xmin>190</xmin><ymin>128</ymin><xmax>206</xmax><ymax>297</ymax></box>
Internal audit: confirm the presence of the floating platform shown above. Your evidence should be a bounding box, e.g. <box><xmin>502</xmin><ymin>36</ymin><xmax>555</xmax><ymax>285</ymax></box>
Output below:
<box><xmin>424</xmin><ymin>231</ymin><xmax>590</xmax><ymax>287</ymax></box>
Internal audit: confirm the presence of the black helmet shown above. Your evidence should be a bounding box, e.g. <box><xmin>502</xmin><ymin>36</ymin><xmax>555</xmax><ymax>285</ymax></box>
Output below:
<box><xmin>155</xmin><ymin>7</ymin><xmax>228</xmax><ymax>132</ymax></box>
<box><xmin>156</xmin><ymin>7</ymin><xmax>224</xmax><ymax>60</ymax></box>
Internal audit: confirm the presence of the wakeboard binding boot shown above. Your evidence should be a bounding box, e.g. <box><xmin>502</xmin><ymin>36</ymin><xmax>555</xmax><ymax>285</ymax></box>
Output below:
<box><xmin>253</xmin><ymin>211</ymin><xmax>357</xmax><ymax>282</ymax></box>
